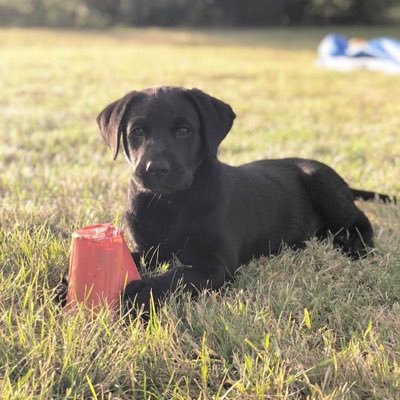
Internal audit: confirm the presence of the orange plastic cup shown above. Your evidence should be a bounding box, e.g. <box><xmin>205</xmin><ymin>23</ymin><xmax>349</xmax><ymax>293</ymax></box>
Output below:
<box><xmin>66</xmin><ymin>223</ymin><xmax>140</xmax><ymax>309</ymax></box>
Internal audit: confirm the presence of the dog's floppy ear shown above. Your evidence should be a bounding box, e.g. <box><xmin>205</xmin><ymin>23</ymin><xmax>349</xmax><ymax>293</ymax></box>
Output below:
<box><xmin>96</xmin><ymin>91</ymin><xmax>138</xmax><ymax>160</ymax></box>
<box><xmin>185</xmin><ymin>88</ymin><xmax>235</xmax><ymax>156</ymax></box>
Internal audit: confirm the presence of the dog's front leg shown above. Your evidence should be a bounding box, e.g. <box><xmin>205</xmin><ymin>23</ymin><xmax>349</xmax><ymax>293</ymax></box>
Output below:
<box><xmin>122</xmin><ymin>264</ymin><xmax>226</xmax><ymax>318</ymax></box>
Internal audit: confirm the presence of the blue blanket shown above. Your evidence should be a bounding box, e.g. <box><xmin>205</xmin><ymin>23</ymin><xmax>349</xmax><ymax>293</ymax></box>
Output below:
<box><xmin>317</xmin><ymin>34</ymin><xmax>400</xmax><ymax>74</ymax></box>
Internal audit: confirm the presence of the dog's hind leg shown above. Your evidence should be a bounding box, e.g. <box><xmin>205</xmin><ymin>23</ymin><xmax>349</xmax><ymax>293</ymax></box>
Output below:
<box><xmin>301</xmin><ymin>161</ymin><xmax>374</xmax><ymax>259</ymax></box>
<box><xmin>331</xmin><ymin>210</ymin><xmax>374</xmax><ymax>259</ymax></box>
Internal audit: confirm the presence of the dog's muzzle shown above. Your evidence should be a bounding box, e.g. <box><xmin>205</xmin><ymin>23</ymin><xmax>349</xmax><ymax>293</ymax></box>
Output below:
<box><xmin>134</xmin><ymin>159</ymin><xmax>192</xmax><ymax>195</ymax></box>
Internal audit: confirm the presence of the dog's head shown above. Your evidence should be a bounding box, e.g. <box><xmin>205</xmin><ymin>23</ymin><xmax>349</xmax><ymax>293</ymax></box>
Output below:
<box><xmin>97</xmin><ymin>86</ymin><xmax>235</xmax><ymax>194</ymax></box>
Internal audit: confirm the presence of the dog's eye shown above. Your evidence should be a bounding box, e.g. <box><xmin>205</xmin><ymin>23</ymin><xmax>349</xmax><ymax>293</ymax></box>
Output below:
<box><xmin>176</xmin><ymin>126</ymin><xmax>191</xmax><ymax>137</ymax></box>
<box><xmin>132</xmin><ymin>127</ymin><xmax>145</xmax><ymax>137</ymax></box>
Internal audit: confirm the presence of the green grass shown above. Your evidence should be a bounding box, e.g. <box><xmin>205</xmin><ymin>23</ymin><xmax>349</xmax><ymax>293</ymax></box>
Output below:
<box><xmin>0</xmin><ymin>27</ymin><xmax>399</xmax><ymax>399</ymax></box>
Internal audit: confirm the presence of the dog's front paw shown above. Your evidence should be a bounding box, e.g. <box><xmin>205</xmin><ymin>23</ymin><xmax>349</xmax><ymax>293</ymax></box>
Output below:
<box><xmin>122</xmin><ymin>278</ymin><xmax>162</xmax><ymax>318</ymax></box>
<box><xmin>54</xmin><ymin>277</ymin><xmax>68</xmax><ymax>307</ymax></box>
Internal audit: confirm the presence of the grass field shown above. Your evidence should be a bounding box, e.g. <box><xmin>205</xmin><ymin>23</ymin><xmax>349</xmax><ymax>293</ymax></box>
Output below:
<box><xmin>0</xmin><ymin>27</ymin><xmax>399</xmax><ymax>399</ymax></box>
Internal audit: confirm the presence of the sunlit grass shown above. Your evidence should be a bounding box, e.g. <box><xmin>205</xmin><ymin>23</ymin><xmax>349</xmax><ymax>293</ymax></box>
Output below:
<box><xmin>0</xmin><ymin>27</ymin><xmax>399</xmax><ymax>399</ymax></box>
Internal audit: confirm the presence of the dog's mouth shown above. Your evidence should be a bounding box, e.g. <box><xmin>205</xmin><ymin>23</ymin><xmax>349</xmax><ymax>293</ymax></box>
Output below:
<box><xmin>133</xmin><ymin>172</ymin><xmax>193</xmax><ymax>195</ymax></box>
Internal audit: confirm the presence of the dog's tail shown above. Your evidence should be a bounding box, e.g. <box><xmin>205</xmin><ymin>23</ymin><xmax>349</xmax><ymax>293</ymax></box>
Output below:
<box><xmin>350</xmin><ymin>188</ymin><xmax>397</xmax><ymax>204</ymax></box>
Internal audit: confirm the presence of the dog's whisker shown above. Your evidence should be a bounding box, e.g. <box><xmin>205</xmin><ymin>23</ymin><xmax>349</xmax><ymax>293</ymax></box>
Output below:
<box><xmin>153</xmin><ymin>194</ymin><xmax>162</xmax><ymax>207</ymax></box>
<box><xmin>147</xmin><ymin>194</ymin><xmax>157</xmax><ymax>208</ymax></box>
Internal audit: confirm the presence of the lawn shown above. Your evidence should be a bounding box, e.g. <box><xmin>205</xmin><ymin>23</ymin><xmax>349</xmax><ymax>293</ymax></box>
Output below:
<box><xmin>0</xmin><ymin>27</ymin><xmax>399</xmax><ymax>399</ymax></box>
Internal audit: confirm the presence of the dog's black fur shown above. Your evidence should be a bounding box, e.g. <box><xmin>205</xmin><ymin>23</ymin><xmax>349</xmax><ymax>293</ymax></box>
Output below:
<box><xmin>95</xmin><ymin>86</ymin><xmax>394</xmax><ymax>315</ymax></box>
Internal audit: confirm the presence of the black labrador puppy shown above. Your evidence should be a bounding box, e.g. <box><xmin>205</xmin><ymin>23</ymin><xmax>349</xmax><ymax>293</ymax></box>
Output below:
<box><xmin>96</xmin><ymin>86</ymin><xmax>394</xmax><ymax>315</ymax></box>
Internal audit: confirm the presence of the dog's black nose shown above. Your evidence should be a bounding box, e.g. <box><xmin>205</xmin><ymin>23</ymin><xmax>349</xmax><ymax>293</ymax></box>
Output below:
<box><xmin>145</xmin><ymin>160</ymin><xmax>171</xmax><ymax>176</ymax></box>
